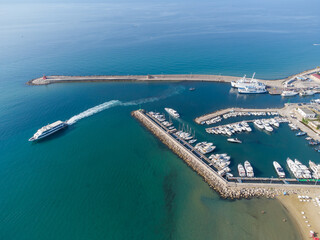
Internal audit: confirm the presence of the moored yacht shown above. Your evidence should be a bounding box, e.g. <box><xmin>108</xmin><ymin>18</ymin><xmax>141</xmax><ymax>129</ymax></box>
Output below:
<box><xmin>244</xmin><ymin>161</ymin><xmax>254</xmax><ymax>177</ymax></box>
<box><xmin>263</xmin><ymin>123</ymin><xmax>273</xmax><ymax>132</ymax></box>
<box><xmin>164</xmin><ymin>108</ymin><xmax>180</xmax><ymax>118</ymax></box>
<box><xmin>309</xmin><ymin>160</ymin><xmax>320</xmax><ymax>179</ymax></box>
<box><xmin>238</xmin><ymin>164</ymin><xmax>246</xmax><ymax>177</ymax></box>
<box><xmin>273</xmin><ymin>161</ymin><xmax>286</xmax><ymax>178</ymax></box>
<box><xmin>281</xmin><ymin>90</ymin><xmax>298</xmax><ymax>97</ymax></box>
<box><xmin>300</xmin><ymin>90</ymin><xmax>315</xmax><ymax>96</ymax></box>
<box><xmin>29</xmin><ymin>120</ymin><xmax>68</xmax><ymax>141</ymax></box>
<box><xmin>254</xmin><ymin>120</ymin><xmax>264</xmax><ymax>130</ymax></box>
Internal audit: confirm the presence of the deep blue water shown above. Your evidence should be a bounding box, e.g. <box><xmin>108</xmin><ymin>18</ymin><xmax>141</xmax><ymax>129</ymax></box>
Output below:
<box><xmin>1</xmin><ymin>1</ymin><xmax>320</xmax><ymax>239</ymax></box>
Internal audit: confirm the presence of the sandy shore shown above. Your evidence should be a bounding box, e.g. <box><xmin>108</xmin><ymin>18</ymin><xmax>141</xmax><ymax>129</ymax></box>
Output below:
<box><xmin>277</xmin><ymin>189</ymin><xmax>320</xmax><ymax>240</ymax></box>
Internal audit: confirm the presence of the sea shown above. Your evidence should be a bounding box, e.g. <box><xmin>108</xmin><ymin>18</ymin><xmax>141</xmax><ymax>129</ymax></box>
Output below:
<box><xmin>0</xmin><ymin>0</ymin><xmax>320</xmax><ymax>239</ymax></box>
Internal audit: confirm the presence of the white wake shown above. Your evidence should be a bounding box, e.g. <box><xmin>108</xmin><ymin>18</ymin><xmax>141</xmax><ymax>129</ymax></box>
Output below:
<box><xmin>66</xmin><ymin>86</ymin><xmax>185</xmax><ymax>125</ymax></box>
<box><xmin>66</xmin><ymin>100</ymin><xmax>121</xmax><ymax>125</ymax></box>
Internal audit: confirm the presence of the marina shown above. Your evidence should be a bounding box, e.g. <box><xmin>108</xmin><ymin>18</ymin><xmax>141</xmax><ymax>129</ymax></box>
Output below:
<box><xmin>205</xmin><ymin>117</ymin><xmax>288</xmax><ymax>136</ymax></box>
<box><xmin>28</xmin><ymin>68</ymin><xmax>320</xmax><ymax>99</ymax></box>
<box><xmin>132</xmin><ymin>109</ymin><xmax>320</xmax><ymax>200</ymax></box>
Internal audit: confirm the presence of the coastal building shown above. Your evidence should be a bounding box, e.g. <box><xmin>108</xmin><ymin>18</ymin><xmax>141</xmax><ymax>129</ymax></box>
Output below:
<box><xmin>309</xmin><ymin>121</ymin><xmax>320</xmax><ymax>129</ymax></box>
<box><xmin>310</xmin><ymin>73</ymin><xmax>320</xmax><ymax>83</ymax></box>
<box><xmin>297</xmin><ymin>107</ymin><xmax>316</xmax><ymax>119</ymax></box>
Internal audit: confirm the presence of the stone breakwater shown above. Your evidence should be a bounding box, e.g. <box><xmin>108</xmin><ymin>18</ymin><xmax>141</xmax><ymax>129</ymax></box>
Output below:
<box><xmin>26</xmin><ymin>67</ymin><xmax>320</xmax><ymax>88</ymax></box>
<box><xmin>132</xmin><ymin>110</ymin><xmax>312</xmax><ymax>199</ymax></box>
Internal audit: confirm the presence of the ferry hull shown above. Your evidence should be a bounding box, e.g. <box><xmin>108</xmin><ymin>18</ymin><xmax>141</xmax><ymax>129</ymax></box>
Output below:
<box><xmin>29</xmin><ymin>123</ymin><xmax>68</xmax><ymax>141</ymax></box>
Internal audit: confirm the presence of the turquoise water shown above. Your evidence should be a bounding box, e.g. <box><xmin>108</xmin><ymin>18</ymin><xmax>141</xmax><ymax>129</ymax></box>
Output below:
<box><xmin>1</xmin><ymin>1</ymin><xmax>320</xmax><ymax>239</ymax></box>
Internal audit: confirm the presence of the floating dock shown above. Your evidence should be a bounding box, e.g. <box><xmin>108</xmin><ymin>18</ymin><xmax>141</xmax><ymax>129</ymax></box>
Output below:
<box><xmin>132</xmin><ymin>109</ymin><xmax>320</xmax><ymax>199</ymax></box>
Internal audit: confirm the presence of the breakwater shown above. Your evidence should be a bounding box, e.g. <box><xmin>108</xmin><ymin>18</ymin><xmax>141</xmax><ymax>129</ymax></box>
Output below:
<box><xmin>27</xmin><ymin>67</ymin><xmax>320</xmax><ymax>87</ymax></box>
<box><xmin>132</xmin><ymin>109</ymin><xmax>320</xmax><ymax>199</ymax></box>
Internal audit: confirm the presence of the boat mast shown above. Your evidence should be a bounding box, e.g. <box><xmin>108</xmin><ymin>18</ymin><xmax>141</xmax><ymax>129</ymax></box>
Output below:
<box><xmin>251</xmin><ymin>72</ymin><xmax>256</xmax><ymax>80</ymax></box>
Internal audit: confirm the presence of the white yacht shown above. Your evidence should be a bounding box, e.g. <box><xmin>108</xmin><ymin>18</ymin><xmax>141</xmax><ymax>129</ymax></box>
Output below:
<box><xmin>238</xmin><ymin>164</ymin><xmax>246</xmax><ymax>177</ymax></box>
<box><xmin>281</xmin><ymin>91</ymin><xmax>298</xmax><ymax>97</ymax></box>
<box><xmin>287</xmin><ymin>158</ymin><xmax>311</xmax><ymax>179</ymax></box>
<box><xmin>227</xmin><ymin>138</ymin><xmax>242</xmax><ymax>143</ymax></box>
<box><xmin>244</xmin><ymin>161</ymin><xmax>254</xmax><ymax>177</ymax></box>
<box><xmin>263</xmin><ymin>123</ymin><xmax>273</xmax><ymax>132</ymax></box>
<box><xmin>254</xmin><ymin>120</ymin><xmax>264</xmax><ymax>130</ymax></box>
<box><xmin>270</xmin><ymin>118</ymin><xmax>279</xmax><ymax>128</ymax></box>
<box><xmin>29</xmin><ymin>120</ymin><xmax>68</xmax><ymax>141</ymax></box>
<box><xmin>300</xmin><ymin>90</ymin><xmax>315</xmax><ymax>96</ymax></box>
<box><xmin>309</xmin><ymin>160</ymin><xmax>320</xmax><ymax>179</ymax></box>
<box><xmin>164</xmin><ymin>108</ymin><xmax>180</xmax><ymax>118</ymax></box>
<box><xmin>273</xmin><ymin>161</ymin><xmax>286</xmax><ymax>178</ymax></box>
<box><xmin>287</xmin><ymin>158</ymin><xmax>299</xmax><ymax>178</ymax></box>
<box><xmin>194</xmin><ymin>142</ymin><xmax>216</xmax><ymax>154</ymax></box>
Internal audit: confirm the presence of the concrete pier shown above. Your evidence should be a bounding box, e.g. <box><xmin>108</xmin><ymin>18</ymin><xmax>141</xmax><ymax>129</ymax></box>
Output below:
<box><xmin>27</xmin><ymin>67</ymin><xmax>320</xmax><ymax>89</ymax></box>
<box><xmin>132</xmin><ymin>109</ymin><xmax>320</xmax><ymax>199</ymax></box>
<box><xmin>195</xmin><ymin>107</ymin><xmax>282</xmax><ymax>124</ymax></box>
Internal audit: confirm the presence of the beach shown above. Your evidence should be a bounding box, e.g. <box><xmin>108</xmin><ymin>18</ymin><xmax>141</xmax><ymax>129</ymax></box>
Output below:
<box><xmin>277</xmin><ymin>189</ymin><xmax>320</xmax><ymax>240</ymax></box>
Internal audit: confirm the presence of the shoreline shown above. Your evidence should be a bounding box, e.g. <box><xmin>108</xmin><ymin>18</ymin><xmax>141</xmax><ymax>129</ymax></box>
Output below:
<box><xmin>133</xmin><ymin>108</ymin><xmax>320</xmax><ymax>239</ymax></box>
<box><xmin>276</xmin><ymin>189</ymin><xmax>320</xmax><ymax>240</ymax></box>
<box><xmin>27</xmin><ymin>67</ymin><xmax>320</xmax><ymax>88</ymax></box>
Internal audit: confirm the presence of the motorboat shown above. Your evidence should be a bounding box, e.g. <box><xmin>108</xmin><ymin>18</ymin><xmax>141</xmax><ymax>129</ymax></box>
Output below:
<box><xmin>238</xmin><ymin>164</ymin><xmax>246</xmax><ymax>177</ymax></box>
<box><xmin>244</xmin><ymin>161</ymin><xmax>254</xmax><ymax>177</ymax></box>
<box><xmin>227</xmin><ymin>138</ymin><xmax>242</xmax><ymax>144</ymax></box>
<box><xmin>273</xmin><ymin>161</ymin><xmax>286</xmax><ymax>178</ymax></box>
<box><xmin>281</xmin><ymin>90</ymin><xmax>298</xmax><ymax>97</ymax></box>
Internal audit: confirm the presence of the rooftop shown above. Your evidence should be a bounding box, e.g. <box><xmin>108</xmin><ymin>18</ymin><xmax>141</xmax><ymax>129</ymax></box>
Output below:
<box><xmin>298</xmin><ymin>107</ymin><xmax>316</xmax><ymax>115</ymax></box>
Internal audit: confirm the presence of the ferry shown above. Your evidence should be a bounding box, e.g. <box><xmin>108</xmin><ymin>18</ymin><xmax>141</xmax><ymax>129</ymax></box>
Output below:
<box><xmin>238</xmin><ymin>85</ymin><xmax>267</xmax><ymax>94</ymax></box>
<box><xmin>231</xmin><ymin>73</ymin><xmax>265</xmax><ymax>89</ymax></box>
<box><xmin>244</xmin><ymin>161</ymin><xmax>254</xmax><ymax>177</ymax></box>
<box><xmin>164</xmin><ymin>108</ymin><xmax>180</xmax><ymax>118</ymax></box>
<box><xmin>273</xmin><ymin>161</ymin><xmax>285</xmax><ymax>178</ymax></box>
<box><xmin>238</xmin><ymin>164</ymin><xmax>246</xmax><ymax>177</ymax></box>
<box><xmin>263</xmin><ymin>122</ymin><xmax>273</xmax><ymax>132</ymax></box>
<box><xmin>227</xmin><ymin>138</ymin><xmax>242</xmax><ymax>144</ymax></box>
<box><xmin>29</xmin><ymin>120</ymin><xmax>68</xmax><ymax>141</ymax></box>
<box><xmin>281</xmin><ymin>90</ymin><xmax>298</xmax><ymax>97</ymax></box>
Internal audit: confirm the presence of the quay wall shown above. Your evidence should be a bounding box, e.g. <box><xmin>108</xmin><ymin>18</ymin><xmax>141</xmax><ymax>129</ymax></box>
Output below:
<box><xmin>132</xmin><ymin>110</ymin><xmax>317</xmax><ymax>199</ymax></box>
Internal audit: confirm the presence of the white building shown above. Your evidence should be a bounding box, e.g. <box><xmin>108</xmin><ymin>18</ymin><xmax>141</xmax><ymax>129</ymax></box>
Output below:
<box><xmin>297</xmin><ymin>107</ymin><xmax>316</xmax><ymax>119</ymax></box>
